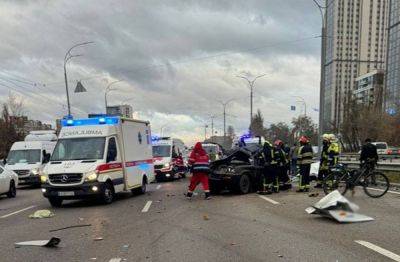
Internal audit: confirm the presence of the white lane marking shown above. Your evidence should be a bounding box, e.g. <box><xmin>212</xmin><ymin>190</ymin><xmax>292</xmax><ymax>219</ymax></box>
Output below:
<box><xmin>156</xmin><ymin>185</ymin><xmax>161</xmax><ymax>190</ymax></box>
<box><xmin>355</xmin><ymin>240</ymin><xmax>400</xmax><ymax>262</ymax></box>
<box><xmin>141</xmin><ymin>201</ymin><xmax>152</xmax><ymax>213</ymax></box>
<box><xmin>258</xmin><ymin>195</ymin><xmax>280</xmax><ymax>205</ymax></box>
<box><xmin>109</xmin><ymin>258</ymin><xmax>122</xmax><ymax>262</ymax></box>
<box><xmin>0</xmin><ymin>205</ymin><xmax>36</xmax><ymax>219</ymax></box>
<box><xmin>366</xmin><ymin>187</ymin><xmax>400</xmax><ymax>195</ymax></box>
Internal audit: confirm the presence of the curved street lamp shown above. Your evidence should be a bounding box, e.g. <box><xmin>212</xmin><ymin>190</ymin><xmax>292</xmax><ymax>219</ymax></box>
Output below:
<box><xmin>63</xmin><ymin>41</ymin><xmax>93</xmax><ymax>118</ymax></box>
<box><xmin>104</xmin><ymin>80</ymin><xmax>123</xmax><ymax>112</ymax></box>
<box><xmin>236</xmin><ymin>74</ymin><xmax>267</xmax><ymax>126</ymax></box>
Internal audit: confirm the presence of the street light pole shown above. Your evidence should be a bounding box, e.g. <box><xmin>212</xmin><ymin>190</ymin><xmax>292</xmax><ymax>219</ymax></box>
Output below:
<box><xmin>104</xmin><ymin>80</ymin><xmax>123</xmax><ymax>112</ymax></box>
<box><xmin>292</xmin><ymin>96</ymin><xmax>307</xmax><ymax>134</ymax></box>
<box><xmin>63</xmin><ymin>41</ymin><xmax>93</xmax><ymax>118</ymax></box>
<box><xmin>236</xmin><ymin>74</ymin><xmax>267</xmax><ymax>127</ymax></box>
<box><xmin>217</xmin><ymin>98</ymin><xmax>236</xmax><ymax>144</ymax></box>
<box><xmin>313</xmin><ymin>0</ymin><xmax>328</xmax><ymax>151</ymax></box>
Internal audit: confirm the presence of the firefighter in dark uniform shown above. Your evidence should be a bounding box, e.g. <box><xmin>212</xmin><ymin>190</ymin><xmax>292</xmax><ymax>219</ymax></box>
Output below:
<box><xmin>297</xmin><ymin>136</ymin><xmax>313</xmax><ymax>192</ymax></box>
<box><xmin>315</xmin><ymin>134</ymin><xmax>330</xmax><ymax>188</ymax></box>
<box><xmin>258</xmin><ymin>141</ymin><xmax>276</xmax><ymax>194</ymax></box>
<box><xmin>273</xmin><ymin>140</ymin><xmax>291</xmax><ymax>191</ymax></box>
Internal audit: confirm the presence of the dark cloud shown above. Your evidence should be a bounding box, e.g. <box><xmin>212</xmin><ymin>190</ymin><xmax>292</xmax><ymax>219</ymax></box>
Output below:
<box><xmin>0</xmin><ymin>0</ymin><xmax>321</xmax><ymax>144</ymax></box>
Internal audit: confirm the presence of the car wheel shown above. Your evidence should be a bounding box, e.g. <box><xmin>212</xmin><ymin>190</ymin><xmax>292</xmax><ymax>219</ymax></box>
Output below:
<box><xmin>48</xmin><ymin>197</ymin><xmax>63</xmax><ymax>207</ymax></box>
<box><xmin>235</xmin><ymin>174</ymin><xmax>251</xmax><ymax>194</ymax></box>
<box><xmin>101</xmin><ymin>182</ymin><xmax>115</xmax><ymax>204</ymax></box>
<box><xmin>7</xmin><ymin>180</ymin><xmax>16</xmax><ymax>198</ymax></box>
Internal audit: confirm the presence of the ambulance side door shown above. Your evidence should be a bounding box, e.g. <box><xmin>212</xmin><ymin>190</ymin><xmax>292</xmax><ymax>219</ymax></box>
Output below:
<box><xmin>105</xmin><ymin>137</ymin><xmax>122</xmax><ymax>186</ymax></box>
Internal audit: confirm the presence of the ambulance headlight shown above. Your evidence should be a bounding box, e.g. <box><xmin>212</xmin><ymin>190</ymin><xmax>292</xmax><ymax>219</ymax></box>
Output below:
<box><xmin>85</xmin><ymin>170</ymin><xmax>98</xmax><ymax>182</ymax></box>
<box><xmin>40</xmin><ymin>175</ymin><xmax>48</xmax><ymax>183</ymax></box>
<box><xmin>164</xmin><ymin>163</ymin><xmax>170</xmax><ymax>169</ymax></box>
<box><xmin>30</xmin><ymin>168</ymin><xmax>40</xmax><ymax>176</ymax></box>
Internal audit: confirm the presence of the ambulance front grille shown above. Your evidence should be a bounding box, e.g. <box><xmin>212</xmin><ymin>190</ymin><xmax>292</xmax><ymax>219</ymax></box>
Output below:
<box><xmin>49</xmin><ymin>173</ymin><xmax>83</xmax><ymax>184</ymax></box>
<box><xmin>154</xmin><ymin>165</ymin><xmax>164</xmax><ymax>170</ymax></box>
<box><xmin>14</xmin><ymin>170</ymin><xmax>30</xmax><ymax>177</ymax></box>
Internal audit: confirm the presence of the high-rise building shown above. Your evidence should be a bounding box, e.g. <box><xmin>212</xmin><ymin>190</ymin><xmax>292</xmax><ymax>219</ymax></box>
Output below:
<box><xmin>354</xmin><ymin>70</ymin><xmax>384</xmax><ymax>106</ymax></box>
<box><xmin>384</xmin><ymin>0</ymin><xmax>400</xmax><ymax>112</ymax></box>
<box><xmin>322</xmin><ymin>0</ymin><xmax>389</xmax><ymax>131</ymax></box>
<box><xmin>106</xmin><ymin>104</ymin><xmax>133</xmax><ymax>118</ymax></box>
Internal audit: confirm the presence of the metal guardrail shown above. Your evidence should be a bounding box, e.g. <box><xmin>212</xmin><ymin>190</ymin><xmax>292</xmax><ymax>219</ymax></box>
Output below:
<box><xmin>340</xmin><ymin>161</ymin><xmax>400</xmax><ymax>173</ymax></box>
<box><xmin>340</xmin><ymin>153</ymin><xmax>400</xmax><ymax>161</ymax></box>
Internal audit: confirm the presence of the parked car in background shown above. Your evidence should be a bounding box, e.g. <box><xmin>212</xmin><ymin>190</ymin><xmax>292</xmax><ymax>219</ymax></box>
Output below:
<box><xmin>201</xmin><ymin>142</ymin><xmax>224</xmax><ymax>161</ymax></box>
<box><xmin>372</xmin><ymin>142</ymin><xmax>389</xmax><ymax>155</ymax></box>
<box><xmin>0</xmin><ymin>166</ymin><xmax>18</xmax><ymax>198</ymax></box>
<box><xmin>387</xmin><ymin>147</ymin><xmax>400</xmax><ymax>156</ymax></box>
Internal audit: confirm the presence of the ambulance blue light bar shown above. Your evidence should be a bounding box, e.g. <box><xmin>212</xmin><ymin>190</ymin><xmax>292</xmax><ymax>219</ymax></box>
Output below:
<box><xmin>61</xmin><ymin>117</ymin><xmax>119</xmax><ymax>127</ymax></box>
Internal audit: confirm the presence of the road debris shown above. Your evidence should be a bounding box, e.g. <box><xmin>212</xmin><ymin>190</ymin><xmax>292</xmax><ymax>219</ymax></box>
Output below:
<box><xmin>93</xmin><ymin>237</ymin><xmax>103</xmax><ymax>241</ymax></box>
<box><xmin>28</xmin><ymin>210</ymin><xmax>54</xmax><ymax>219</ymax></box>
<box><xmin>15</xmin><ymin>237</ymin><xmax>60</xmax><ymax>248</ymax></box>
<box><xmin>203</xmin><ymin>214</ymin><xmax>209</xmax><ymax>220</ymax></box>
<box><xmin>121</xmin><ymin>244</ymin><xmax>130</xmax><ymax>251</ymax></box>
<box><xmin>308</xmin><ymin>192</ymin><xmax>319</xmax><ymax>197</ymax></box>
<box><xmin>306</xmin><ymin>190</ymin><xmax>374</xmax><ymax>223</ymax></box>
<box><xmin>49</xmin><ymin>224</ymin><xmax>92</xmax><ymax>232</ymax></box>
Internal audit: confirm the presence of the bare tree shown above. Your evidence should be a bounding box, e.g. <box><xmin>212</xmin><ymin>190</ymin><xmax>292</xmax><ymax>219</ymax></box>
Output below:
<box><xmin>5</xmin><ymin>92</ymin><xmax>24</xmax><ymax>116</ymax></box>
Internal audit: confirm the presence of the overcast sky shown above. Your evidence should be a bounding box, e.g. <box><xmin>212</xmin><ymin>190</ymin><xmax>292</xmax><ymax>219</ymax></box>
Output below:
<box><xmin>0</xmin><ymin>0</ymin><xmax>322</xmax><ymax>145</ymax></box>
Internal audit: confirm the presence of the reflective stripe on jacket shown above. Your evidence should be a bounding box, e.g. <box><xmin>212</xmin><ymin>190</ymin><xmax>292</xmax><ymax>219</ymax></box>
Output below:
<box><xmin>298</xmin><ymin>144</ymin><xmax>313</xmax><ymax>165</ymax></box>
<box><xmin>328</xmin><ymin>142</ymin><xmax>340</xmax><ymax>166</ymax></box>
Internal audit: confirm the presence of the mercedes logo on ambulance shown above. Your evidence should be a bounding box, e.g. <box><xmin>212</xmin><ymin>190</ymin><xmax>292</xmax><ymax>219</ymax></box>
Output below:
<box><xmin>61</xmin><ymin>175</ymin><xmax>68</xmax><ymax>183</ymax></box>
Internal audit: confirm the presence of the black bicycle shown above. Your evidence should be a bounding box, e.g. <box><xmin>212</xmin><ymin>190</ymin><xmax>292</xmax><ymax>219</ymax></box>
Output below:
<box><xmin>322</xmin><ymin>161</ymin><xmax>390</xmax><ymax>198</ymax></box>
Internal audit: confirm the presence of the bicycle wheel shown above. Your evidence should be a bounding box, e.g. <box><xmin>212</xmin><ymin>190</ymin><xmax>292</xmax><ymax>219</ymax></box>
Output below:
<box><xmin>322</xmin><ymin>171</ymin><xmax>348</xmax><ymax>195</ymax></box>
<box><xmin>363</xmin><ymin>171</ymin><xmax>390</xmax><ymax>198</ymax></box>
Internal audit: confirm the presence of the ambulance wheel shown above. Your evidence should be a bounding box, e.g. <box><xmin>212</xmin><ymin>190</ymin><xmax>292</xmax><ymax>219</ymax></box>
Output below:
<box><xmin>101</xmin><ymin>182</ymin><xmax>115</xmax><ymax>204</ymax></box>
<box><xmin>48</xmin><ymin>197</ymin><xmax>63</xmax><ymax>207</ymax></box>
<box><xmin>132</xmin><ymin>177</ymin><xmax>147</xmax><ymax>195</ymax></box>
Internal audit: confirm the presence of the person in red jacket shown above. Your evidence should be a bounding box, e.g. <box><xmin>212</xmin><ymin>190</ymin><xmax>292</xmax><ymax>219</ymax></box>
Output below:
<box><xmin>186</xmin><ymin>142</ymin><xmax>211</xmax><ymax>200</ymax></box>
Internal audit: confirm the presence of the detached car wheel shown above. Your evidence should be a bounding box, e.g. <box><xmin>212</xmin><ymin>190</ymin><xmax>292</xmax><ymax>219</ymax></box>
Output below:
<box><xmin>48</xmin><ymin>197</ymin><xmax>63</xmax><ymax>207</ymax></box>
<box><xmin>7</xmin><ymin>181</ymin><xmax>16</xmax><ymax>198</ymax></box>
<box><xmin>234</xmin><ymin>174</ymin><xmax>251</xmax><ymax>194</ymax></box>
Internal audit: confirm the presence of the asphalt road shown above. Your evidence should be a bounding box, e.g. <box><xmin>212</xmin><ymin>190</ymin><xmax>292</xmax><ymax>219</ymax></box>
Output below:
<box><xmin>0</xmin><ymin>179</ymin><xmax>400</xmax><ymax>262</ymax></box>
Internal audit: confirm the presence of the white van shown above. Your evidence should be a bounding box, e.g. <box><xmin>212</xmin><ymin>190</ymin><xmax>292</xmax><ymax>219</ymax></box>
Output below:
<box><xmin>152</xmin><ymin>137</ymin><xmax>186</xmax><ymax>181</ymax></box>
<box><xmin>41</xmin><ymin>117</ymin><xmax>154</xmax><ymax>207</ymax></box>
<box><xmin>5</xmin><ymin>130</ymin><xmax>57</xmax><ymax>186</ymax></box>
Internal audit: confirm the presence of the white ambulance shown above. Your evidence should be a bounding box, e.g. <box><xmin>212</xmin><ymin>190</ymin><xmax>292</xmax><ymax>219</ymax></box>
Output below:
<box><xmin>41</xmin><ymin>117</ymin><xmax>154</xmax><ymax>207</ymax></box>
<box><xmin>152</xmin><ymin>137</ymin><xmax>186</xmax><ymax>181</ymax></box>
<box><xmin>5</xmin><ymin>130</ymin><xmax>57</xmax><ymax>186</ymax></box>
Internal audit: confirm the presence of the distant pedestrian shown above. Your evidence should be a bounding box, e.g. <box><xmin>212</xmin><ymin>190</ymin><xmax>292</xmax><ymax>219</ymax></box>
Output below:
<box><xmin>186</xmin><ymin>142</ymin><xmax>211</xmax><ymax>200</ymax></box>
<box><xmin>289</xmin><ymin>143</ymin><xmax>299</xmax><ymax>175</ymax></box>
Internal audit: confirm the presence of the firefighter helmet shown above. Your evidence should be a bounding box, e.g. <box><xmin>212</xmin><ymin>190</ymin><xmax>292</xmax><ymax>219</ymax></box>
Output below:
<box><xmin>299</xmin><ymin>136</ymin><xmax>309</xmax><ymax>144</ymax></box>
<box><xmin>328</xmin><ymin>134</ymin><xmax>336</xmax><ymax>142</ymax></box>
<box><xmin>322</xmin><ymin>133</ymin><xmax>330</xmax><ymax>141</ymax></box>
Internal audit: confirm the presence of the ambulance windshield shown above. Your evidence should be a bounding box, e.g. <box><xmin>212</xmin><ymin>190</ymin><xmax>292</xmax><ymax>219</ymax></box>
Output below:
<box><xmin>152</xmin><ymin>145</ymin><xmax>171</xmax><ymax>157</ymax></box>
<box><xmin>7</xmin><ymin>149</ymin><xmax>41</xmax><ymax>164</ymax></box>
<box><xmin>51</xmin><ymin>137</ymin><xmax>106</xmax><ymax>161</ymax></box>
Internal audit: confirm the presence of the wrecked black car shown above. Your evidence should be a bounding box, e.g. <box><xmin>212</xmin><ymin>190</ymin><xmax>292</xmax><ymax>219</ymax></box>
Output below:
<box><xmin>209</xmin><ymin>144</ymin><xmax>264</xmax><ymax>194</ymax></box>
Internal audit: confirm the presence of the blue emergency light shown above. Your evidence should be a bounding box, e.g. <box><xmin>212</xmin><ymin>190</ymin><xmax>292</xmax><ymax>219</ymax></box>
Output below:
<box><xmin>61</xmin><ymin>117</ymin><xmax>119</xmax><ymax>127</ymax></box>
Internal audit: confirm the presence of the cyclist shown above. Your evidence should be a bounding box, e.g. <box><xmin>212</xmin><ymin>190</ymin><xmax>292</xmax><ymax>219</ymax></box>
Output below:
<box><xmin>360</xmin><ymin>138</ymin><xmax>378</xmax><ymax>167</ymax></box>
